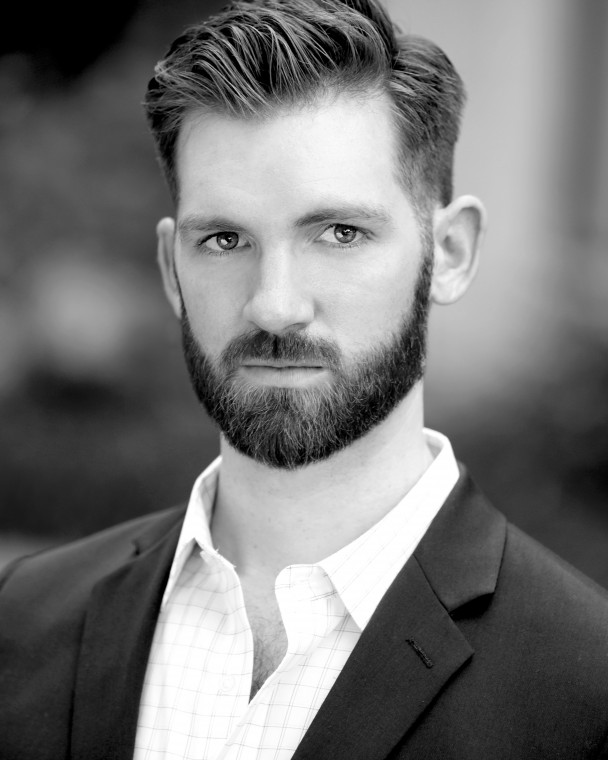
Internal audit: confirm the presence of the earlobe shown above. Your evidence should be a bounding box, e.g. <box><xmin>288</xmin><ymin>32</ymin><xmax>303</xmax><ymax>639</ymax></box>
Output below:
<box><xmin>430</xmin><ymin>195</ymin><xmax>487</xmax><ymax>305</ymax></box>
<box><xmin>156</xmin><ymin>217</ymin><xmax>182</xmax><ymax>317</ymax></box>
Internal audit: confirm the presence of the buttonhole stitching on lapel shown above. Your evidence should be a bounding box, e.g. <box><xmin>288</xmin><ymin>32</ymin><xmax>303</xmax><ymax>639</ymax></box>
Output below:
<box><xmin>406</xmin><ymin>638</ymin><xmax>434</xmax><ymax>668</ymax></box>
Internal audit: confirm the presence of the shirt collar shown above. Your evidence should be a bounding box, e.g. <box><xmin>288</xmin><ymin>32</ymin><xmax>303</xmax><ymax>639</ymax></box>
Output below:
<box><xmin>163</xmin><ymin>428</ymin><xmax>459</xmax><ymax>625</ymax></box>
<box><xmin>317</xmin><ymin>428</ymin><xmax>459</xmax><ymax>628</ymax></box>
<box><xmin>161</xmin><ymin>456</ymin><xmax>222</xmax><ymax>607</ymax></box>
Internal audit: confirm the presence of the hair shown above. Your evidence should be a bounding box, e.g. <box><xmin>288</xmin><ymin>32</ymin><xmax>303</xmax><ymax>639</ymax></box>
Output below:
<box><xmin>143</xmin><ymin>0</ymin><xmax>466</xmax><ymax>212</ymax></box>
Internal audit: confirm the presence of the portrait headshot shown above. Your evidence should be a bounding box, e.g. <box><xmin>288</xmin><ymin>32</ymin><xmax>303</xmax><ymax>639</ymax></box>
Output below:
<box><xmin>1</xmin><ymin>0</ymin><xmax>607</xmax><ymax>758</ymax></box>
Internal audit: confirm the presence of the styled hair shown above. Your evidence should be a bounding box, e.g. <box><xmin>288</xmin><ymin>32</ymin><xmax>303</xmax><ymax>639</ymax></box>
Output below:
<box><xmin>143</xmin><ymin>0</ymin><xmax>466</xmax><ymax>211</ymax></box>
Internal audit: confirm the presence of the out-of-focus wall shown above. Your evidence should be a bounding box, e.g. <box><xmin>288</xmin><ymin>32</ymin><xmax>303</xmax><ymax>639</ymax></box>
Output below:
<box><xmin>1</xmin><ymin>0</ymin><xmax>607</xmax><ymax>583</ymax></box>
<box><xmin>389</xmin><ymin>0</ymin><xmax>607</xmax><ymax>411</ymax></box>
<box><xmin>388</xmin><ymin>0</ymin><xmax>608</xmax><ymax>582</ymax></box>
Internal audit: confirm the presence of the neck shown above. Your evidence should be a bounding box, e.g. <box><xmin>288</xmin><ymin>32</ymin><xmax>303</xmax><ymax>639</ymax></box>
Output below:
<box><xmin>211</xmin><ymin>382</ymin><xmax>432</xmax><ymax>577</ymax></box>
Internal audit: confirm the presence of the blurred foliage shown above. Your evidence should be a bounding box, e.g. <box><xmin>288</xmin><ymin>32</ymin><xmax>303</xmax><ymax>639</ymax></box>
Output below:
<box><xmin>0</xmin><ymin>0</ymin><xmax>225</xmax><ymax>536</ymax></box>
<box><xmin>0</xmin><ymin>0</ymin><xmax>607</xmax><ymax>589</ymax></box>
<box><xmin>430</xmin><ymin>336</ymin><xmax>608</xmax><ymax>588</ymax></box>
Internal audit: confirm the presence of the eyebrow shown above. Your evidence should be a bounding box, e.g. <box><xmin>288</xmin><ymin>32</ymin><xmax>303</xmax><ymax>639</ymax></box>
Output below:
<box><xmin>294</xmin><ymin>204</ymin><xmax>393</xmax><ymax>228</ymax></box>
<box><xmin>177</xmin><ymin>204</ymin><xmax>393</xmax><ymax>236</ymax></box>
<box><xmin>178</xmin><ymin>215</ymin><xmax>248</xmax><ymax>235</ymax></box>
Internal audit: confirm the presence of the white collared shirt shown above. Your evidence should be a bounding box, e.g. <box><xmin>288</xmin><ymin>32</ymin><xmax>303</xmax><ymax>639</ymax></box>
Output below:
<box><xmin>134</xmin><ymin>428</ymin><xmax>459</xmax><ymax>760</ymax></box>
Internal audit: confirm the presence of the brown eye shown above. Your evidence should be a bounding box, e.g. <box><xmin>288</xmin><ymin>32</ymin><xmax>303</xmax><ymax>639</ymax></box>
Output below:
<box><xmin>216</xmin><ymin>231</ymin><xmax>239</xmax><ymax>250</ymax></box>
<box><xmin>333</xmin><ymin>225</ymin><xmax>358</xmax><ymax>244</ymax></box>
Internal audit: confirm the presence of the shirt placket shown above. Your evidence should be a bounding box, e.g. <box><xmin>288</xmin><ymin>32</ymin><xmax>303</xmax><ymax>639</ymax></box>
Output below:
<box><xmin>196</xmin><ymin>555</ymin><xmax>253</xmax><ymax>760</ymax></box>
<box><xmin>218</xmin><ymin>566</ymin><xmax>345</xmax><ymax>760</ymax></box>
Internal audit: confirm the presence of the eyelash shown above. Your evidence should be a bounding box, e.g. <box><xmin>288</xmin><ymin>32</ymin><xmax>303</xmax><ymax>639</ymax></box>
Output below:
<box><xmin>194</xmin><ymin>233</ymin><xmax>246</xmax><ymax>256</ymax></box>
<box><xmin>320</xmin><ymin>224</ymin><xmax>367</xmax><ymax>249</ymax></box>
<box><xmin>194</xmin><ymin>224</ymin><xmax>369</xmax><ymax>255</ymax></box>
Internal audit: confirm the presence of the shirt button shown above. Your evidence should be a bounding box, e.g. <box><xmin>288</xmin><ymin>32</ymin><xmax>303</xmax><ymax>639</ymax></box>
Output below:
<box><xmin>221</xmin><ymin>675</ymin><xmax>236</xmax><ymax>692</ymax></box>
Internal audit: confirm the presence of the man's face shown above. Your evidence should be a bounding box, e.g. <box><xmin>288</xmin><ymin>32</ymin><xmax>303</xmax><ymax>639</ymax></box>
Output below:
<box><xmin>167</xmin><ymin>92</ymin><xmax>434</xmax><ymax>468</ymax></box>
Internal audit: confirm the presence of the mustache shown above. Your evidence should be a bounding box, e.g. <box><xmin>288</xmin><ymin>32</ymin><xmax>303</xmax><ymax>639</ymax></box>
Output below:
<box><xmin>220</xmin><ymin>330</ymin><xmax>341</xmax><ymax>370</ymax></box>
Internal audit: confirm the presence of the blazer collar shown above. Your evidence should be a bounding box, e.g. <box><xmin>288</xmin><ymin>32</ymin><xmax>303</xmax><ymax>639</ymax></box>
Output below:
<box><xmin>131</xmin><ymin>505</ymin><xmax>187</xmax><ymax>556</ymax></box>
<box><xmin>292</xmin><ymin>468</ymin><xmax>507</xmax><ymax>760</ymax></box>
<box><xmin>70</xmin><ymin>506</ymin><xmax>185</xmax><ymax>760</ymax></box>
<box><xmin>414</xmin><ymin>465</ymin><xmax>506</xmax><ymax>611</ymax></box>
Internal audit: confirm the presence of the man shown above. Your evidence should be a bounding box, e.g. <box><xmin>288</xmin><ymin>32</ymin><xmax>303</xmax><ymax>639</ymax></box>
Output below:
<box><xmin>1</xmin><ymin>0</ymin><xmax>608</xmax><ymax>757</ymax></box>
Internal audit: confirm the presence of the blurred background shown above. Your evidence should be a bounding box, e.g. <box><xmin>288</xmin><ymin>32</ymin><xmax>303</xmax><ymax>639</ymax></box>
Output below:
<box><xmin>1</xmin><ymin>0</ymin><xmax>607</xmax><ymax>585</ymax></box>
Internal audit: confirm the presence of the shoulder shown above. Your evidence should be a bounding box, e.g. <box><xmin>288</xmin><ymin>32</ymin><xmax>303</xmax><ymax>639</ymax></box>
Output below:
<box><xmin>0</xmin><ymin>506</ymin><xmax>185</xmax><ymax>756</ymax></box>
<box><xmin>498</xmin><ymin>520</ymin><xmax>608</xmax><ymax>644</ymax></box>
<box><xmin>0</xmin><ymin>505</ymin><xmax>185</xmax><ymax>692</ymax></box>
<box><xmin>414</xmin><ymin>477</ymin><xmax>608</xmax><ymax>755</ymax></box>
<box><xmin>0</xmin><ymin>505</ymin><xmax>185</xmax><ymax>608</ymax></box>
<box><xmin>420</xmin><ymin>468</ymin><xmax>608</xmax><ymax>695</ymax></box>
<box><xmin>435</xmin><ymin>468</ymin><xmax>608</xmax><ymax>627</ymax></box>
<box><xmin>456</xmin><ymin>507</ymin><xmax>608</xmax><ymax>729</ymax></box>
<box><xmin>451</xmin><ymin>487</ymin><xmax>608</xmax><ymax>654</ymax></box>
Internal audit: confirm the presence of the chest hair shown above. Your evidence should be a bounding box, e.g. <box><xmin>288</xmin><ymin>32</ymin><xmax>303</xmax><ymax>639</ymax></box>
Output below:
<box><xmin>246</xmin><ymin>597</ymin><xmax>288</xmax><ymax>700</ymax></box>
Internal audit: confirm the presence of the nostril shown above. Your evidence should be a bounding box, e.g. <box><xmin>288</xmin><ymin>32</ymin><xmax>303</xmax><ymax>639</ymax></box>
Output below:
<box><xmin>243</xmin><ymin>283</ymin><xmax>314</xmax><ymax>334</ymax></box>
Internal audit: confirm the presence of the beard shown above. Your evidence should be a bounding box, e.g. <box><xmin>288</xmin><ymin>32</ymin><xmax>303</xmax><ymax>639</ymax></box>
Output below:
<box><xmin>180</xmin><ymin>250</ymin><xmax>433</xmax><ymax>470</ymax></box>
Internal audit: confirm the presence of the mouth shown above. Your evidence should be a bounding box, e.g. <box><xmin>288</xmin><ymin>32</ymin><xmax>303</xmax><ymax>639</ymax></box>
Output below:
<box><xmin>241</xmin><ymin>360</ymin><xmax>324</xmax><ymax>370</ymax></box>
<box><xmin>239</xmin><ymin>362</ymin><xmax>328</xmax><ymax>387</ymax></box>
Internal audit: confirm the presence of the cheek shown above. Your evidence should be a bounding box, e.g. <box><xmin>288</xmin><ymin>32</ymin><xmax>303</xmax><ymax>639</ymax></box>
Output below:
<box><xmin>323</xmin><ymin>256</ymin><xmax>420</xmax><ymax>349</ymax></box>
<box><xmin>179</xmin><ymin>274</ymin><xmax>244</xmax><ymax>355</ymax></box>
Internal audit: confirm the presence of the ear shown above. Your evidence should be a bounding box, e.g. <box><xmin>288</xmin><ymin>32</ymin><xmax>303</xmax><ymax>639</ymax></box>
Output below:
<box><xmin>156</xmin><ymin>217</ymin><xmax>182</xmax><ymax>317</ymax></box>
<box><xmin>430</xmin><ymin>195</ymin><xmax>487</xmax><ymax>305</ymax></box>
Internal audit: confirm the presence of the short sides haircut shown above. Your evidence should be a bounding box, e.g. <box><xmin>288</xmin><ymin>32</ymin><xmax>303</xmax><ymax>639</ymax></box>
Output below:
<box><xmin>143</xmin><ymin>0</ymin><xmax>466</xmax><ymax>211</ymax></box>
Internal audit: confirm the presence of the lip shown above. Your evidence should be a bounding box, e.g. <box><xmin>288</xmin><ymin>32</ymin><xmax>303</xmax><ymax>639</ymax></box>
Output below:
<box><xmin>241</xmin><ymin>361</ymin><xmax>324</xmax><ymax>369</ymax></box>
<box><xmin>239</xmin><ymin>363</ymin><xmax>328</xmax><ymax>387</ymax></box>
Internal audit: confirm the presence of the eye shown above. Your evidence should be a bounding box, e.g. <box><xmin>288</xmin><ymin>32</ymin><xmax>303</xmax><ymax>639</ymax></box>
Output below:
<box><xmin>200</xmin><ymin>231</ymin><xmax>242</xmax><ymax>253</ymax></box>
<box><xmin>318</xmin><ymin>224</ymin><xmax>364</xmax><ymax>247</ymax></box>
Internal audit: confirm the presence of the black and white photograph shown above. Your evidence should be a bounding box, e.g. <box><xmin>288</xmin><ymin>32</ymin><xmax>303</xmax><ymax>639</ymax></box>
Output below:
<box><xmin>1</xmin><ymin>1</ymin><xmax>607</xmax><ymax>757</ymax></box>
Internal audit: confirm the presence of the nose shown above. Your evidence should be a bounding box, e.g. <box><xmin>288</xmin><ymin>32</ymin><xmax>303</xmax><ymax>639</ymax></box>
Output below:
<box><xmin>242</xmin><ymin>248</ymin><xmax>314</xmax><ymax>334</ymax></box>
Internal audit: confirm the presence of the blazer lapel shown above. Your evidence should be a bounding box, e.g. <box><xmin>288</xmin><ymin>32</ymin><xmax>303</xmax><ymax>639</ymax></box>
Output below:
<box><xmin>293</xmin><ymin>469</ymin><xmax>506</xmax><ymax>760</ymax></box>
<box><xmin>292</xmin><ymin>558</ymin><xmax>474</xmax><ymax>760</ymax></box>
<box><xmin>70</xmin><ymin>508</ymin><xmax>184</xmax><ymax>760</ymax></box>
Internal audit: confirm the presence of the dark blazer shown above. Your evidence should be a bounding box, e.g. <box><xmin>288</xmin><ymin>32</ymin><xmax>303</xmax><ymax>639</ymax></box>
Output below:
<box><xmin>1</xmin><ymin>469</ymin><xmax>608</xmax><ymax>759</ymax></box>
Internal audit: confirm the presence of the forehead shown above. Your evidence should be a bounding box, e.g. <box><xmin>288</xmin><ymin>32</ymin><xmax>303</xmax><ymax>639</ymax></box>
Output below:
<box><xmin>174</xmin><ymin>92</ymin><xmax>410</xmax><ymax>222</ymax></box>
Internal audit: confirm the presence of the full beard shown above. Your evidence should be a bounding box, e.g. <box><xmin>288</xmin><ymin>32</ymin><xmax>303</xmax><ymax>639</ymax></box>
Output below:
<box><xmin>180</xmin><ymin>251</ymin><xmax>433</xmax><ymax>470</ymax></box>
